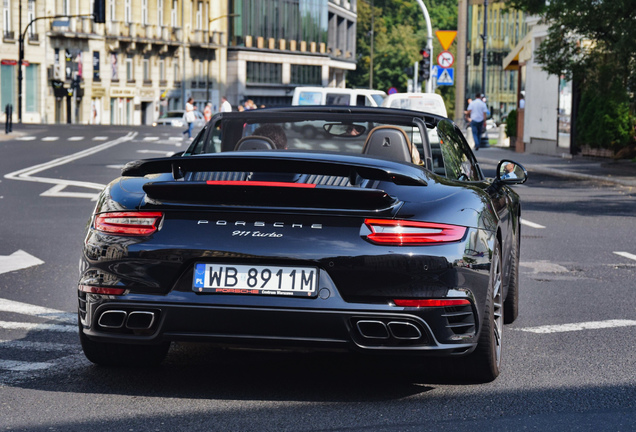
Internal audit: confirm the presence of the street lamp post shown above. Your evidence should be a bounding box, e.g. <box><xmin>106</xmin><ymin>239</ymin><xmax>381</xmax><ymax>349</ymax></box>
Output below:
<box><xmin>482</xmin><ymin>0</ymin><xmax>488</xmax><ymax>95</ymax></box>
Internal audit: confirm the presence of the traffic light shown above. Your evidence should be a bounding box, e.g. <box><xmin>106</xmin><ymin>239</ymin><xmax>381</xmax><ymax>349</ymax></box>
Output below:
<box><xmin>419</xmin><ymin>48</ymin><xmax>431</xmax><ymax>81</ymax></box>
<box><xmin>93</xmin><ymin>0</ymin><xmax>106</xmax><ymax>23</ymax></box>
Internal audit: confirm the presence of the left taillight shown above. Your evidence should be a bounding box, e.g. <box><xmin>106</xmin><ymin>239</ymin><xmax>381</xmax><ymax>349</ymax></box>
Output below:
<box><xmin>94</xmin><ymin>212</ymin><xmax>163</xmax><ymax>236</ymax></box>
<box><xmin>363</xmin><ymin>219</ymin><xmax>466</xmax><ymax>246</ymax></box>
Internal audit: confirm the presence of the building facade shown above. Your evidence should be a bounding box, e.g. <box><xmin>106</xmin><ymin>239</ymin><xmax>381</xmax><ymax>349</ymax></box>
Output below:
<box><xmin>466</xmin><ymin>0</ymin><xmax>527</xmax><ymax>123</ymax></box>
<box><xmin>225</xmin><ymin>0</ymin><xmax>357</xmax><ymax>107</ymax></box>
<box><xmin>0</xmin><ymin>0</ymin><xmax>356</xmax><ymax>125</ymax></box>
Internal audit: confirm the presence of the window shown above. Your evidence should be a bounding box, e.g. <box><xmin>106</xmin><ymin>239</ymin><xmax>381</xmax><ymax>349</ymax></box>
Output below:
<box><xmin>25</xmin><ymin>64</ymin><xmax>39</xmax><ymax>112</ymax></box>
<box><xmin>125</xmin><ymin>57</ymin><xmax>134</xmax><ymax>82</ymax></box>
<box><xmin>171</xmin><ymin>0</ymin><xmax>177</xmax><ymax>27</ymax></box>
<box><xmin>27</xmin><ymin>0</ymin><xmax>36</xmax><ymax>36</ymax></box>
<box><xmin>109</xmin><ymin>0</ymin><xmax>116</xmax><ymax>22</ymax></box>
<box><xmin>3</xmin><ymin>0</ymin><xmax>11</xmax><ymax>34</ymax></box>
<box><xmin>111</xmin><ymin>53</ymin><xmax>119</xmax><ymax>80</ymax></box>
<box><xmin>159</xmin><ymin>59</ymin><xmax>165</xmax><ymax>82</ymax></box>
<box><xmin>173</xmin><ymin>62</ymin><xmax>180</xmax><ymax>83</ymax></box>
<box><xmin>1</xmin><ymin>64</ymin><xmax>15</xmax><ymax>108</ymax></box>
<box><xmin>62</xmin><ymin>0</ymin><xmax>70</xmax><ymax>15</ymax></box>
<box><xmin>290</xmin><ymin>65</ymin><xmax>321</xmax><ymax>85</ymax></box>
<box><xmin>125</xmin><ymin>0</ymin><xmax>132</xmax><ymax>23</ymax></box>
<box><xmin>141</xmin><ymin>0</ymin><xmax>148</xmax><ymax>25</ymax></box>
<box><xmin>246</xmin><ymin>62</ymin><xmax>282</xmax><ymax>84</ymax></box>
<box><xmin>437</xmin><ymin>119</ymin><xmax>480</xmax><ymax>181</ymax></box>
<box><xmin>158</xmin><ymin>0</ymin><xmax>164</xmax><ymax>26</ymax></box>
<box><xmin>196</xmin><ymin>1</ymin><xmax>203</xmax><ymax>30</ymax></box>
<box><xmin>143</xmin><ymin>58</ymin><xmax>150</xmax><ymax>82</ymax></box>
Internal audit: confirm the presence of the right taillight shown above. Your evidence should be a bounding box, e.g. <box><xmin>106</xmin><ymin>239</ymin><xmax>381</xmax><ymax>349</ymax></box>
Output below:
<box><xmin>363</xmin><ymin>219</ymin><xmax>466</xmax><ymax>245</ymax></box>
<box><xmin>94</xmin><ymin>212</ymin><xmax>163</xmax><ymax>236</ymax></box>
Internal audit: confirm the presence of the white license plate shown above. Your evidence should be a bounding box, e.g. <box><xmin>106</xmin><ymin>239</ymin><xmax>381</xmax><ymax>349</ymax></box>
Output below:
<box><xmin>193</xmin><ymin>263</ymin><xmax>318</xmax><ymax>297</ymax></box>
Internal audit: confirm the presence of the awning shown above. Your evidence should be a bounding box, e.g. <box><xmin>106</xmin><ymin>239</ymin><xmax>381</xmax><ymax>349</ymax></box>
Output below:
<box><xmin>503</xmin><ymin>32</ymin><xmax>533</xmax><ymax>70</ymax></box>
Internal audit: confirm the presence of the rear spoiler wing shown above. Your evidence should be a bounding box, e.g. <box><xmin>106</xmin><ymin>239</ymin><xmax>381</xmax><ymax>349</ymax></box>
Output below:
<box><xmin>122</xmin><ymin>153</ymin><xmax>429</xmax><ymax>187</ymax></box>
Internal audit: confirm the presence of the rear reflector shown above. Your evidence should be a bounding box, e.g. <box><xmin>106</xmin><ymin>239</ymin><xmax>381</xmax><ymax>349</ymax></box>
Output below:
<box><xmin>363</xmin><ymin>219</ymin><xmax>466</xmax><ymax>245</ymax></box>
<box><xmin>94</xmin><ymin>212</ymin><xmax>163</xmax><ymax>236</ymax></box>
<box><xmin>206</xmin><ymin>180</ymin><xmax>316</xmax><ymax>188</ymax></box>
<box><xmin>79</xmin><ymin>285</ymin><xmax>126</xmax><ymax>295</ymax></box>
<box><xmin>394</xmin><ymin>299</ymin><xmax>471</xmax><ymax>307</ymax></box>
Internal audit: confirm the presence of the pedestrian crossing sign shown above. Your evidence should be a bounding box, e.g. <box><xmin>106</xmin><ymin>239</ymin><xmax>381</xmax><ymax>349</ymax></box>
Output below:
<box><xmin>436</xmin><ymin>67</ymin><xmax>454</xmax><ymax>86</ymax></box>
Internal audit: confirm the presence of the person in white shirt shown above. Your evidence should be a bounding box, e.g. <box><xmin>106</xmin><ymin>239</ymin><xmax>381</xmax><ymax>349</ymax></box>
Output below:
<box><xmin>465</xmin><ymin>93</ymin><xmax>489</xmax><ymax>150</ymax></box>
<box><xmin>220</xmin><ymin>96</ymin><xmax>232</xmax><ymax>113</ymax></box>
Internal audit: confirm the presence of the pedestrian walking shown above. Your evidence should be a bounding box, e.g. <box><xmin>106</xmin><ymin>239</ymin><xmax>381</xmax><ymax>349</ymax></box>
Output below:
<box><xmin>203</xmin><ymin>103</ymin><xmax>212</xmax><ymax>122</ymax></box>
<box><xmin>220</xmin><ymin>96</ymin><xmax>232</xmax><ymax>113</ymax></box>
<box><xmin>183</xmin><ymin>97</ymin><xmax>196</xmax><ymax>139</ymax></box>
<box><xmin>465</xmin><ymin>93</ymin><xmax>489</xmax><ymax>151</ymax></box>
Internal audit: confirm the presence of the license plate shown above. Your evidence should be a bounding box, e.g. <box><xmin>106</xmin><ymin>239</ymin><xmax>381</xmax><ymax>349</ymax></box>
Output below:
<box><xmin>193</xmin><ymin>263</ymin><xmax>318</xmax><ymax>297</ymax></box>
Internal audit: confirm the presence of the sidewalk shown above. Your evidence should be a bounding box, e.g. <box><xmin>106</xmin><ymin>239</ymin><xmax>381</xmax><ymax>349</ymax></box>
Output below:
<box><xmin>476</xmin><ymin>146</ymin><xmax>636</xmax><ymax>188</ymax></box>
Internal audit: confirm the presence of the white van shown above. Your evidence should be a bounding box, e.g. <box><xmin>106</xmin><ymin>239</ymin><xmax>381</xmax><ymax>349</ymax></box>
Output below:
<box><xmin>292</xmin><ymin>87</ymin><xmax>386</xmax><ymax>107</ymax></box>
<box><xmin>382</xmin><ymin>92</ymin><xmax>448</xmax><ymax>117</ymax></box>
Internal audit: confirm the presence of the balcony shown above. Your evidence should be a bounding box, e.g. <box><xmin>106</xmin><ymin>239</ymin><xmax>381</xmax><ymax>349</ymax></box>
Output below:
<box><xmin>143</xmin><ymin>25</ymin><xmax>154</xmax><ymax>39</ymax></box>
<box><xmin>27</xmin><ymin>32</ymin><xmax>39</xmax><ymax>43</ymax></box>
<box><xmin>3</xmin><ymin>30</ymin><xmax>15</xmax><ymax>42</ymax></box>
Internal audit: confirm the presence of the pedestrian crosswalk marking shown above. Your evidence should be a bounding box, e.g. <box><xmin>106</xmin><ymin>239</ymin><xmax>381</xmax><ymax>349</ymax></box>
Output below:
<box><xmin>42</xmin><ymin>137</ymin><xmax>59</xmax><ymax>141</ymax></box>
<box><xmin>0</xmin><ymin>320</ymin><xmax>77</xmax><ymax>333</ymax></box>
<box><xmin>0</xmin><ymin>359</ymin><xmax>53</xmax><ymax>372</ymax></box>
<box><xmin>0</xmin><ymin>340</ymin><xmax>76</xmax><ymax>351</ymax></box>
<box><xmin>15</xmin><ymin>136</ymin><xmax>36</xmax><ymax>141</ymax></box>
<box><xmin>68</xmin><ymin>136</ymin><xmax>84</xmax><ymax>141</ymax></box>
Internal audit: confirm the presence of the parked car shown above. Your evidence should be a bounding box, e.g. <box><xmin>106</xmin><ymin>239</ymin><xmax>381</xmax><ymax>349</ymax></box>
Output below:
<box><xmin>292</xmin><ymin>87</ymin><xmax>386</xmax><ymax>107</ymax></box>
<box><xmin>152</xmin><ymin>110</ymin><xmax>206</xmax><ymax>128</ymax></box>
<box><xmin>382</xmin><ymin>92</ymin><xmax>448</xmax><ymax>117</ymax></box>
<box><xmin>78</xmin><ymin>106</ymin><xmax>527</xmax><ymax>382</ymax></box>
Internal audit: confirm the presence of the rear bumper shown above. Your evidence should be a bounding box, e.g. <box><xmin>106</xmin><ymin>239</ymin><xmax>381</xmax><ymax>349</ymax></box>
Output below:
<box><xmin>79</xmin><ymin>292</ymin><xmax>478</xmax><ymax>356</ymax></box>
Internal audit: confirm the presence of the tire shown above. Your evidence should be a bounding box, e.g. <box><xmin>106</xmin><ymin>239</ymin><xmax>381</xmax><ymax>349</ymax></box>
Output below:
<box><xmin>453</xmin><ymin>241</ymin><xmax>503</xmax><ymax>383</ymax></box>
<box><xmin>79</xmin><ymin>325</ymin><xmax>170</xmax><ymax>367</ymax></box>
<box><xmin>504</xmin><ymin>226</ymin><xmax>520</xmax><ymax>324</ymax></box>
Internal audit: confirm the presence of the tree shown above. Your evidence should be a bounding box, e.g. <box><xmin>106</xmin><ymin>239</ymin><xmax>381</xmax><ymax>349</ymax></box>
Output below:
<box><xmin>506</xmin><ymin>0</ymin><xmax>636</xmax><ymax>151</ymax></box>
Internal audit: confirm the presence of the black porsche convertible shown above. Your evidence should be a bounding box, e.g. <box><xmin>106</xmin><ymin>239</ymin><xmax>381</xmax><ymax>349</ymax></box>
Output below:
<box><xmin>78</xmin><ymin>107</ymin><xmax>527</xmax><ymax>382</ymax></box>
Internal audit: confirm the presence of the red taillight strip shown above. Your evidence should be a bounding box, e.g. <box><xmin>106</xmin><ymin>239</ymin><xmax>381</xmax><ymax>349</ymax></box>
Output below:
<box><xmin>394</xmin><ymin>299</ymin><xmax>471</xmax><ymax>307</ymax></box>
<box><xmin>363</xmin><ymin>219</ymin><xmax>466</xmax><ymax>245</ymax></box>
<box><xmin>94</xmin><ymin>212</ymin><xmax>163</xmax><ymax>236</ymax></box>
<box><xmin>206</xmin><ymin>180</ymin><xmax>316</xmax><ymax>188</ymax></box>
<box><xmin>79</xmin><ymin>285</ymin><xmax>126</xmax><ymax>295</ymax></box>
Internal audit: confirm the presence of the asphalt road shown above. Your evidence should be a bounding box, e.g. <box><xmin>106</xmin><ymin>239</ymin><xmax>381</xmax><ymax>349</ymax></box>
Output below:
<box><xmin>0</xmin><ymin>126</ymin><xmax>634</xmax><ymax>431</ymax></box>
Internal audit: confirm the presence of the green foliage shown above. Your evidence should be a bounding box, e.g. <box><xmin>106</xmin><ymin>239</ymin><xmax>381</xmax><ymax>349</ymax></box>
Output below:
<box><xmin>505</xmin><ymin>0</ymin><xmax>636</xmax><ymax>98</ymax></box>
<box><xmin>576</xmin><ymin>70</ymin><xmax>635</xmax><ymax>151</ymax></box>
<box><xmin>505</xmin><ymin>109</ymin><xmax>517</xmax><ymax>138</ymax></box>
<box><xmin>347</xmin><ymin>0</ymin><xmax>458</xmax><ymax>101</ymax></box>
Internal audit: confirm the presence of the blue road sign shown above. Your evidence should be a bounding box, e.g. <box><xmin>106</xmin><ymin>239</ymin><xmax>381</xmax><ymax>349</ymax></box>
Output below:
<box><xmin>436</xmin><ymin>67</ymin><xmax>454</xmax><ymax>86</ymax></box>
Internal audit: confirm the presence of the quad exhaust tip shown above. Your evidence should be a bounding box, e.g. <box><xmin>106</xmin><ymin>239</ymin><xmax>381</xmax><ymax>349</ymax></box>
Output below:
<box><xmin>97</xmin><ymin>310</ymin><xmax>156</xmax><ymax>330</ymax></box>
<box><xmin>356</xmin><ymin>319</ymin><xmax>423</xmax><ymax>341</ymax></box>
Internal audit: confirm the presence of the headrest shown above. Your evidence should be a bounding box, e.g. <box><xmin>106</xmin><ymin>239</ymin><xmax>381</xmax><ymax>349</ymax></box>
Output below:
<box><xmin>235</xmin><ymin>136</ymin><xmax>275</xmax><ymax>151</ymax></box>
<box><xmin>362</xmin><ymin>126</ymin><xmax>413</xmax><ymax>163</ymax></box>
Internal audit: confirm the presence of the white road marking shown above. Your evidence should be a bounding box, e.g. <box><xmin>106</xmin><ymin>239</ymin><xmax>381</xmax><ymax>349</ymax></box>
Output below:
<box><xmin>0</xmin><ymin>298</ymin><xmax>75</xmax><ymax>324</ymax></box>
<box><xmin>4</xmin><ymin>132</ymin><xmax>136</xmax><ymax>198</ymax></box>
<box><xmin>143</xmin><ymin>136</ymin><xmax>159</xmax><ymax>141</ymax></box>
<box><xmin>0</xmin><ymin>360</ymin><xmax>53</xmax><ymax>372</ymax></box>
<box><xmin>0</xmin><ymin>321</ymin><xmax>77</xmax><ymax>333</ymax></box>
<box><xmin>0</xmin><ymin>340</ymin><xmax>76</xmax><ymax>351</ymax></box>
<box><xmin>92</xmin><ymin>136</ymin><xmax>109</xmax><ymax>141</ymax></box>
<box><xmin>15</xmin><ymin>136</ymin><xmax>36</xmax><ymax>141</ymax></box>
<box><xmin>168</xmin><ymin>136</ymin><xmax>182</xmax><ymax>141</ymax></box>
<box><xmin>106</xmin><ymin>164</ymin><xmax>124</xmax><ymax>169</ymax></box>
<box><xmin>41</xmin><ymin>136</ymin><xmax>59</xmax><ymax>142</ymax></box>
<box><xmin>521</xmin><ymin>219</ymin><xmax>546</xmax><ymax>229</ymax></box>
<box><xmin>614</xmin><ymin>251</ymin><xmax>636</xmax><ymax>262</ymax></box>
<box><xmin>137</xmin><ymin>149</ymin><xmax>175</xmax><ymax>156</ymax></box>
<box><xmin>0</xmin><ymin>250</ymin><xmax>44</xmax><ymax>276</ymax></box>
<box><xmin>39</xmin><ymin>183</ymin><xmax>99</xmax><ymax>200</ymax></box>
<box><xmin>516</xmin><ymin>319</ymin><xmax>636</xmax><ymax>334</ymax></box>
<box><xmin>68</xmin><ymin>136</ymin><xmax>84</xmax><ymax>141</ymax></box>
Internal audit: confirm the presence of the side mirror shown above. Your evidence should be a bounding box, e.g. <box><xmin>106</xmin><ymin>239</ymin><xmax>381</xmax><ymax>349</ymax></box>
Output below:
<box><xmin>496</xmin><ymin>160</ymin><xmax>527</xmax><ymax>184</ymax></box>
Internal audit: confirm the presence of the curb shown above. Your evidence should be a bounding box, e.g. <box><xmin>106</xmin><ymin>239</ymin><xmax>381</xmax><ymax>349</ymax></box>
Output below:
<box><xmin>478</xmin><ymin>157</ymin><xmax>636</xmax><ymax>188</ymax></box>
